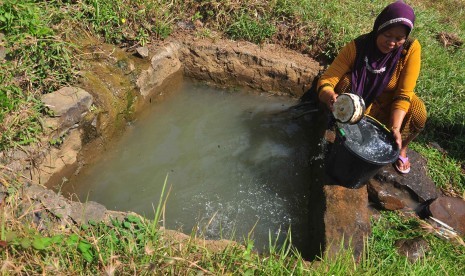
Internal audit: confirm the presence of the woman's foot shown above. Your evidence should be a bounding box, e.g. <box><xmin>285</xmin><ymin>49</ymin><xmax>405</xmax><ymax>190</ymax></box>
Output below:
<box><xmin>394</xmin><ymin>154</ymin><xmax>410</xmax><ymax>174</ymax></box>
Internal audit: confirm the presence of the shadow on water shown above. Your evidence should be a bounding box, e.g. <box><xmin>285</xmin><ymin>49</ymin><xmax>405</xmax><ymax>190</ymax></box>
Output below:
<box><xmin>237</xmin><ymin>99</ymin><xmax>327</xmax><ymax>259</ymax></box>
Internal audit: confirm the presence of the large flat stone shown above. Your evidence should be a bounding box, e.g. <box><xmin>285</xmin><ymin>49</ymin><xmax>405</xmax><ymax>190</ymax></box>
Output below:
<box><xmin>375</xmin><ymin>149</ymin><xmax>440</xmax><ymax>202</ymax></box>
<box><xmin>426</xmin><ymin>196</ymin><xmax>465</xmax><ymax>235</ymax></box>
<box><xmin>323</xmin><ymin>185</ymin><xmax>371</xmax><ymax>260</ymax></box>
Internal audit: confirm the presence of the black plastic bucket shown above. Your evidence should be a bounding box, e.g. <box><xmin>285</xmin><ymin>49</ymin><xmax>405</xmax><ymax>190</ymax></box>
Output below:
<box><xmin>324</xmin><ymin>116</ymin><xmax>399</xmax><ymax>189</ymax></box>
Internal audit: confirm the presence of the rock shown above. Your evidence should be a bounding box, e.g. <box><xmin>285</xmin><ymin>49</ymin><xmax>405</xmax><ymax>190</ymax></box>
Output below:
<box><xmin>375</xmin><ymin>149</ymin><xmax>441</xmax><ymax>202</ymax></box>
<box><xmin>23</xmin><ymin>182</ymin><xmax>124</xmax><ymax>227</ymax></box>
<box><xmin>24</xmin><ymin>184</ymin><xmax>71</xmax><ymax>222</ymax></box>
<box><xmin>42</xmin><ymin>87</ymin><xmax>93</xmax><ymax>117</ymax></box>
<box><xmin>128</xmin><ymin>61</ymin><xmax>135</xmax><ymax>72</ymax></box>
<box><xmin>11</xmin><ymin>149</ymin><xmax>29</xmax><ymax>160</ymax></box>
<box><xmin>367</xmin><ymin>179</ymin><xmax>406</xmax><ymax>210</ymax></box>
<box><xmin>323</xmin><ymin>185</ymin><xmax>371</xmax><ymax>260</ymax></box>
<box><xmin>70</xmin><ymin>200</ymin><xmax>107</xmax><ymax>225</ymax></box>
<box><xmin>136</xmin><ymin>42</ymin><xmax>183</xmax><ymax>98</ymax></box>
<box><xmin>422</xmin><ymin>196</ymin><xmax>465</xmax><ymax>235</ymax></box>
<box><xmin>41</xmin><ymin>87</ymin><xmax>93</xmax><ymax>137</ymax></box>
<box><xmin>136</xmin><ymin>46</ymin><xmax>149</xmax><ymax>58</ymax></box>
<box><xmin>367</xmin><ymin>178</ymin><xmax>421</xmax><ymax>211</ymax></box>
<box><xmin>30</xmin><ymin>128</ymin><xmax>82</xmax><ymax>185</ymax></box>
<box><xmin>395</xmin><ymin>237</ymin><xmax>429</xmax><ymax>263</ymax></box>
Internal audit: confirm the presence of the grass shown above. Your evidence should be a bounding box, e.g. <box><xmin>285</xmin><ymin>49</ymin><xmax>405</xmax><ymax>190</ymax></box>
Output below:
<box><xmin>411</xmin><ymin>142</ymin><xmax>465</xmax><ymax>194</ymax></box>
<box><xmin>13</xmin><ymin>179</ymin><xmax>465</xmax><ymax>275</ymax></box>
<box><xmin>0</xmin><ymin>0</ymin><xmax>75</xmax><ymax>150</ymax></box>
<box><xmin>3</xmin><ymin>176</ymin><xmax>465</xmax><ymax>274</ymax></box>
<box><xmin>361</xmin><ymin>212</ymin><xmax>465</xmax><ymax>275</ymax></box>
<box><xmin>1</xmin><ymin>0</ymin><xmax>465</xmax><ymax>274</ymax></box>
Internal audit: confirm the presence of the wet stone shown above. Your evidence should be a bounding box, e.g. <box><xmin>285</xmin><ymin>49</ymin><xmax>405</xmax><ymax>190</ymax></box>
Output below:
<box><xmin>423</xmin><ymin>196</ymin><xmax>465</xmax><ymax>235</ymax></box>
<box><xmin>367</xmin><ymin>177</ymin><xmax>421</xmax><ymax>211</ymax></box>
<box><xmin>375</xmin><ymin>149</ymin><xmax>441</xmax><ymax>202</ymax></box>
<box><xmin>323</xmin><ymin>185</ymin><xmax>371</xmax><ymax>260</ymax></box>
<box><xmin>367</xmin><ymin>179</ymin><xmax>407</xmax><ymax>210</ymax></box>
<box><xmin>395</xmin><ymin>237</ymin><xmax>429</xmax><ymax>263</ymax></box>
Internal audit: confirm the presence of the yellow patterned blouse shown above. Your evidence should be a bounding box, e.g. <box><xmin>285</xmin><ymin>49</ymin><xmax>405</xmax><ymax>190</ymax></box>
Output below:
<box><xmin>317</xmin><ymin>39</ymin><xmax>421</xmax><ymax>113</ymax></box>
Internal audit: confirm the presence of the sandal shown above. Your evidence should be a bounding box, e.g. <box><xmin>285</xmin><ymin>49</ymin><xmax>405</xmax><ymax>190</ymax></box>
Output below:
<box><xmin>394</xmin><ymin>155</ymin><xmax>410</xmax><ymax>174</ymax></box>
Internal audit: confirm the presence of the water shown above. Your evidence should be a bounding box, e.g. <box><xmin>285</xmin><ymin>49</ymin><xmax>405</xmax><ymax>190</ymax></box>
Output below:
<box><xmin>341</xmin><ymin>117</ymin><xmax>397</xmax><ymax>163</ymax></box>
<box><xmin>63</xmin><ymin>80</ymin><xmax>325</xmax><ymax>255</ymax></box>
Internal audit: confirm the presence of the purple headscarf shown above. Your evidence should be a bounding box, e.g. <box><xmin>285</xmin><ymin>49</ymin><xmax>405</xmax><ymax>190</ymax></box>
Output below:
<box><xmin>351</xmin><ymin>0</ymin><xmax>415</xmax><ymax>106</ymax></box>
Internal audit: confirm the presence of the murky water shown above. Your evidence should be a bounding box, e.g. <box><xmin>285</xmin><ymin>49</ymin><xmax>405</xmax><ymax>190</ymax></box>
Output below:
<box><xmin>63</xmin><ymin>80</ymin><xmax>325</xmax><ymax>255</ymax></box>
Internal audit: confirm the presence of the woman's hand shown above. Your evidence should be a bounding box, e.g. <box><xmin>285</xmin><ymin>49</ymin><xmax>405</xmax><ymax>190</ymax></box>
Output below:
<box><xmin>320</xmin><ymin>89</ymin><xmax>338</xmax><ymax>111</ymax></box>
<box><xmin>389</xmin><ymin>109</ymin><xmax>406</xmax><ymax>151</ymax></box>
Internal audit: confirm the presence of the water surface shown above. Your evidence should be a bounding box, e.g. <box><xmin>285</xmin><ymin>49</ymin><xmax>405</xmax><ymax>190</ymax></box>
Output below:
<box><xmin>341</xmin><ymin>117</ymin><xmax>397</xmax><ymax>163</ymax></box>
<box><xmin>64</xmin><ymin>80</ymin><xmax>325</xmax><ymax>254</ymax></box>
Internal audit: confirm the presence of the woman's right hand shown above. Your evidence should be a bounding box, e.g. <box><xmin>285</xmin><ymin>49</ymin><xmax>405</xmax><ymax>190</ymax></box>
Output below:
<box><xmin>319</xmin><ymin>89</ymin><xmax>338</xmax><ymax>111</ymax></box>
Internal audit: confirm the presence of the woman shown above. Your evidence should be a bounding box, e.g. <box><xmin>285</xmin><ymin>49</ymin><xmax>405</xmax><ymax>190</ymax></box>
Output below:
<box><xmin>317</xmin><ymin>0</ymin><xmax>427</xmax><ymax>174</ymax></box>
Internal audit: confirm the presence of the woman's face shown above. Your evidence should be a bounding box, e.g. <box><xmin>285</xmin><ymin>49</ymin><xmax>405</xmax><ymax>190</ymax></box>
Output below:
<box><xmin>376</xmin><ymin>25</ymin><xmax>408</xmax><ymax>54</ymax></box>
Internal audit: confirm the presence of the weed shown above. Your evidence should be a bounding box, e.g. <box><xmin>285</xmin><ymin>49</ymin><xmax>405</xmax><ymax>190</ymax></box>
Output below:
<box><xmin>227</xmin><ymin>12</ymin><xmax>276</xmax><ymax>44</ymax></box>
<box><xmin>0</xmin><ymin>85</ymin><xmax>42</xmax><ymax>150</ymax></box>
<box><xmin>362</xmin><ymin>212</ymin><xmax>465</xmax><ymax>274</ymax></box>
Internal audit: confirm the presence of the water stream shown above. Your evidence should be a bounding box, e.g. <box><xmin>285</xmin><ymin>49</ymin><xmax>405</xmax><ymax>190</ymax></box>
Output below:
<box><xmin>62</xmin><ymin>80</ymin><xmax>325</xmax><ymax>255</ymax></box>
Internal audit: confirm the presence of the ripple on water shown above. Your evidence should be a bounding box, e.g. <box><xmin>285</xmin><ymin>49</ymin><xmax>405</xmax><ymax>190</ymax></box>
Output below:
<box><xmin>64</xmin><ymin>80</ymin><xmax>325</xmax><ymax>253</ymax></box>
<box><xmin>341</xmin><ymin>118</ymin><xmax>396</xmax><ymax>163</ymax></box>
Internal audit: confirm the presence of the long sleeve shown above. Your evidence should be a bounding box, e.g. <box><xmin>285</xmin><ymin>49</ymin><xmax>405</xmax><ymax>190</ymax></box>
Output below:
<box><xmin>317</xmin><ymin>41</ymin><xmax>356</xmax><ymax>95</ymax></box>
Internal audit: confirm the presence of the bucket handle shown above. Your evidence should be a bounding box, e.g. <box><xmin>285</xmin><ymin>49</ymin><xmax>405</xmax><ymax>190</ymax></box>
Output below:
<box><xmin>364</xmin><ymin>114</ymin><xmax>392</xmax><ymax>134</ymax></box>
